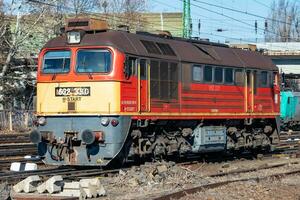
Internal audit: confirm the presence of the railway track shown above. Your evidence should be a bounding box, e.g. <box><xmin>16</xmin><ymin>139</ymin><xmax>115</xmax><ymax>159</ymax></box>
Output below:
<box><xmin>153</xmin><ymin>168</ymin><xmax>300</xmax><ymax>200</ymax></box>
<box><xmin>276</xmin><ymin>131</ymin><xmax>300</xmax><ymax>156</ymax></box>
<box><xmin>0</xmin><ymin>133</ymin><xmax>39</xmax><ymax>172</ymax></box>
<box><xmin>0</xmin><ymin>133</ymin><xmax>30</xmax><ymax>144</ymax></box>
<box><xmin>0</xmin><ymin>157</ymin><xmax>43</xmax><ymax>169</ymax></box>
<box><xmin>152</xmin><ymin>159</ymin><xmax>300</xmax><ymax>200</ymax></box>
<box><xmin>0</xmin><ymin>131</ymin><xmax>299</xmax><ymax>185</ymax></box>
<box><xmin>0</xmin><ymin>133</ymin><xmax>36</xmax><ymax>156</ymax></box>
<box><xmin>0</xmin><ymin>143</ymin><xmax>37</xmax><ymax>157</ymax></box>
<box><xmin>150</xmin><ymin>132</ymin><xmax>300</xmax><ymax>200</ymax></box>
<box><xmin>0</xmin><ymin>166</ymin><xmax>121</xmax><ymax>185</ymax></box>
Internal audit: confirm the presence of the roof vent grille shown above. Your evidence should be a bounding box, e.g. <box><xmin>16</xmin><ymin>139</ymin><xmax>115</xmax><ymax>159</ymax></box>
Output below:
<box><xmin>65</xmin><ymin>18</ymin><xmax>109</xmax><ymax>32</ymax></box>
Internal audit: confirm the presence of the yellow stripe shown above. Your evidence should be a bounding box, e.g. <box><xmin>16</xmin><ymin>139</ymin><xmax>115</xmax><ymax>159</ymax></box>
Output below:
<box><xmin>37</xmin><ymin>82</ymin><xmax>120</xmax><ymax>114</ymax></box>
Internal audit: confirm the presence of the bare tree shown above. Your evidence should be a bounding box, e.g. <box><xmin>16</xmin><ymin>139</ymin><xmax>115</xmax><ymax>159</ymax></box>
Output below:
<box><xmin>62</xmin><ymin>0</ymin><xmax>99</xmax><ymax>16</ymax></box>
<box><xmin>0</xmin><ymin>0</ymin><xmax>55</xmax><ymax>109</ymax></box>
<box><xmin>98</xmin><ymin>0</ymin><xmax>147</xmax><ymax>31</ymax></box>
<box><xmin>0</xmin><ymin>0</ymin><xmax>49</xmax><ymax>77</ymax></box>
<box><xmin>266</xmin><ymin>0</ymin><xmax>300</xmax><ymax>42</ymax></box>
<box><xmin>0</xmin><ymin>0</ymin><xmax>148</xmax><ymax>109</ymax></box>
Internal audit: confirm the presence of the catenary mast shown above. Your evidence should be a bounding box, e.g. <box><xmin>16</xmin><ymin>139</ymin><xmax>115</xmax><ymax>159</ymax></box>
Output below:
<box><xmin>183</xmin><ymin>0</ymin><xmax>192</xmax><ymax>38</ymax></box>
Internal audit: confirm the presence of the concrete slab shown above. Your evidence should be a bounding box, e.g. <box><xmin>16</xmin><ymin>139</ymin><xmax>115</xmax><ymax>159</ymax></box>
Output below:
<box><xmin>79</xmin><ymin>178</ymin><xmax>101</xmax><ymax>188</ymax></box>
<box><xmin>37</xmin><ymin>176</ymin><xmax>63</xmax><ymax>194</ymax></box>
<box><xmin>79</xmin><ymin>178</ymin><xmax>106</xmax><ymax>197</ymax></box>
<box><xmin>63</xmin><ymin>182</ymin><xmax>80</xmax><ymax>189</ymax></box>
<box><xmin>57</xmin><ymin>189</ymin><xmax>81</xmax><ymax>197</ymax></box>
<box><xmin>37</xmin><ymin>182</ymin><xmax>47</xmax><ymax>194</ymax></box>
<box><xmin>10</xmin><ymin>162</ymin><xmax>37</xmax><ymax>172</ymax></box>
<box><xmin>46</xmin><ymin>176</ymin><xmax>63</xmax><ymax>194</ymax></box>
<box><xmin>13</xmin><ymin>175</ymin><xmax>40</xmax><ymax>193</ymax></box>
<box><xmin>80</xmin><ymin>186</ymin><xmax>97</xmax><ymax>198</ymax></box>
<box><xmin>11</xmin><ymin>191</ymin><xmax>78</xmax><ymax>200</ymax></box>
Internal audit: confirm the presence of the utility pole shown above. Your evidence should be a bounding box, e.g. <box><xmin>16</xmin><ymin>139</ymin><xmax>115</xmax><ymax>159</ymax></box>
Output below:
<box><xmin>160</xmin><ymin>12</ymin><xmax>164</xmax><ymax>31</ymax></box>
<box><xmin>183</xmin><ymin>0</ymin><xmax>192</xmax><ymax>38</ymax></box>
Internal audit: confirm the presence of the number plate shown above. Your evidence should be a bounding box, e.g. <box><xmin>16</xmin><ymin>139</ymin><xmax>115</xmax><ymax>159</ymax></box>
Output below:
<box><xmin>55</xmin><ymin>87</ymin><xmax>90</xmax><ymax>96</ymax></box>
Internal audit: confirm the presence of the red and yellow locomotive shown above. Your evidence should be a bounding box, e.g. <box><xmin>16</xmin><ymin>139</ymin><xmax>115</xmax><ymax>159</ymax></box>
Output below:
<box><xmin>30</xmin><ymin>18</ymin><xmax>280</xmax><ymax>166</ymax></box>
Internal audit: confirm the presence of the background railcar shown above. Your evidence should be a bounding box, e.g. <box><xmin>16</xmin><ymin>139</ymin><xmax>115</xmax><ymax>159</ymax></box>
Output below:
<box><xmin>280</xmin><ymin>73</ymin><xmax>300</xmax><ymax>130</ymax></box>
<box><xmin>30</xmin><ymin>18</ymin><xmax>280</xmax><ymax>166</ymax></box>
<box><xmin>280</xmin><ymin>91</ymin><xmax>300</xmax><ymax>130</ymax></box>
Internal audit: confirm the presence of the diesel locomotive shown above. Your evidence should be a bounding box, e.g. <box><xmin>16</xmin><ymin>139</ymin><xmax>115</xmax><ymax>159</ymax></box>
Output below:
<box><xmin>30</xmin><ymin>18</ymin><xmax>281</xmax><ymax>166</ymax></box>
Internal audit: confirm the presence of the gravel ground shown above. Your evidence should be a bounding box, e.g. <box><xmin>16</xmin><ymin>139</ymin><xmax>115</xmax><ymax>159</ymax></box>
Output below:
<box><xmin>98</xmin><ymin>156</ymin><xmax>300</xmax><ymax>199</ymax></box>
<box><xmin>5</xmin><ymin>156</ymin><xmax>300</xmax><ymax>200</ymax></box>
<box><xmin>180</xmin><ymin>176</ymin><xmax>300</xmax><ymax>200</ymax></box>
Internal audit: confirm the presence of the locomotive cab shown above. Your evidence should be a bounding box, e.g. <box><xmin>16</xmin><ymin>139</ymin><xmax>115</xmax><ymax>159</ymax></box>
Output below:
<box><xmin>31</xmin><ymin>18</ymin><xmax>131</xmax><ymax>166</ymax></box>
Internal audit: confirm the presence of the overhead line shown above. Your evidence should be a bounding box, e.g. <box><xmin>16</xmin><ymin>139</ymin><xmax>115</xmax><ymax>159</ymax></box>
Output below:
<box><xmin>151</xmin><ymin>0</ymin><xmax>266</xmax><ymax>37</ymax></box>
<box><xmin>191</xmin><ymin>0</ymin><xmax>292</xmax><ymax>26</ymax></box>
<box><xmin>252</xmin><ymin>0</ymin><xmax>272</xmax><ymax>9</ymax></box>
<box><xmin>178</xmin><ymin>0</ymin><xmax>296</xmax><ymax>41</ymax></box>
<box><xmin>152</xmin><ymin>0</ymin><xmax>297</xmax><ymax>48</ymax></box>
<box><xmin>27</xmin><ymin>0</ymin><xmax>248</xmax><ymax>42</ymax></box>
<box><xmin>26</xmin><ymin>0</ymin><xmax>297</xmax><ymax>46</ymax></box>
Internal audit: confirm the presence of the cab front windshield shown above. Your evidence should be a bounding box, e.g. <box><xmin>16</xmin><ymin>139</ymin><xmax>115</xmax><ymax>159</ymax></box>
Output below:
<box><xmin>76</xmin><ymin>49</ymin><xmax>111</xmax><ymax>73</ymax></box>
<box><xmin>42</xmin><ymin>50</ymin><xmax>70</xmax><ymax>73</ymax></box>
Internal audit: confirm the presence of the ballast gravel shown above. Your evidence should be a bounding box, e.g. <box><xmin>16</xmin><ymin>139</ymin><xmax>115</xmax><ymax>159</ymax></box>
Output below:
<box><xmin>99</xmin><ymin>157</ymin><xmax>300</xmax><ymax>200</ymax></box>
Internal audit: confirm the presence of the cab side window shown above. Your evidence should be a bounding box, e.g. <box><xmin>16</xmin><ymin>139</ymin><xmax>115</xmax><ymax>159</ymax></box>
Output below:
<box><xmin>150</xmin><ymin>60</ymin><xmax>159</xmax><ymax>98</ymax></box>
<box><xmin>204</xmin><ymin>65</ymin><xmax>213</xmax><ymax>82</ymax></box>
<box><xmin>140</xmin><ymin>59</ymin><xmax>147</xmax><ymax>79</ymax></box>
<box><xmin>193</xmin><ymin>65</ymin><xmax>202</xmax><ymax>82</ymax></box>
<box><xmin>260</xmin><ymin>71</ymin><xmax>268</xmax><ymax>87</ymax></box>
<box><xmin>124</xmin><ymin>57</ymin><xmax>136</xmax><ymax>79</ymax></box>
<box><xmin>235</xmin><ymin>69</ymin><xmax>244</xmax><ymax>86</ymax></box>
<box><xmin>225</xmin><ymin>68</ymin><xmax>233</xmax><ymax>84</ymax></box>
<box><xmin>214</xmin><ymin>67</ymin><xmax>223</xmax><ymax>83</ymax></box>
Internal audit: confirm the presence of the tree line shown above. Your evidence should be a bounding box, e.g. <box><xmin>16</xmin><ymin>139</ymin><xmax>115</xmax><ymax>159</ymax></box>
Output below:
<box><xmin>0</xmin><ymin>0</ymin><xmax>146</xmax><ymax>110</ymax></box>
<box><xmin>266</xmin><ymin>0</ymin><xmax>300</xmax><ymax>42</ymax></box>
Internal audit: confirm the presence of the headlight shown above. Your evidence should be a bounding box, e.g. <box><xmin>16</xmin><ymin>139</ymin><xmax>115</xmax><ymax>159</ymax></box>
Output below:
<box><xmin>101</xmin><ymin>117</ymin><xmax>110</xmax><ymax>126</ymax></box>
<box><xmin>38</xmin><ymin>117</ymin><xmax>46</xmax><ymax>126</ymax></box>
<box><xmin>29</xmin><ymin>130</ymin><xmax>41</xmax><ymax>144</ymax></box>
<box><xmin>67</xmin><ymin>31</ymin><xmax>81</xmax><ymax>44</ymax></box>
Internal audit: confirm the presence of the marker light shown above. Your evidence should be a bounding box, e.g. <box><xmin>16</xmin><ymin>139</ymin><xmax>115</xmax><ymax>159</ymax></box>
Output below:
<box><xmin>111</xmin><ymin>119</ymin><xmax>119</xmax><ymax>127</ymax></box>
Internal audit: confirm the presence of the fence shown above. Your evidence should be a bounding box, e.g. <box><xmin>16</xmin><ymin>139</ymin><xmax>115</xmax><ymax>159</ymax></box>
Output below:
<box><xmin>0</xmin><ymin>110</ymin><xmax>35</xmax><ymax>132</ymax></box>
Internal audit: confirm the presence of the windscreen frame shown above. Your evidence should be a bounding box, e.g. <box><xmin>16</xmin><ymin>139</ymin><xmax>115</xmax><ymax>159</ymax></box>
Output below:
<box><xmin>75</xmin><ymin>49</ymin><xmax>112</xmax><ymax>74</ymax></box>
<box><xmin>42</xmin><ymin>50</ymin><xmax>71</xmax><ymax>74</ymax></box>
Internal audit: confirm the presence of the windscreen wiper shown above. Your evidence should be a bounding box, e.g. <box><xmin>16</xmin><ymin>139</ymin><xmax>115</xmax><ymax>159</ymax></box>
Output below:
<box><xmin>52</xmin><ymin>73</ymin><xmax>57</xmax><ymax>80</ymax></box>
<box><xmin>88</xmin><ymin>72</ymin><xmax>93</xmax><ymax>80</ymax></box>
<box><xmin>82</xmin><ymin>56</ymin><xmax>93</xmax><ymax>80</ymax></box>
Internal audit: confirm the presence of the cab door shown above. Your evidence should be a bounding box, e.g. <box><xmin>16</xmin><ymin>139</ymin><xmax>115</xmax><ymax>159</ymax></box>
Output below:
<box><xmin>138</xmin><ymin>59</ymin><xmax>149</xmax><ymax>112</ymax></box>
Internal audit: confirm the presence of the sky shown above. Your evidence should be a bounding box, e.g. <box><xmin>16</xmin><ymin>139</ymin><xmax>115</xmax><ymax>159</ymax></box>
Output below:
<box><xmin>149</xmin><ymin>0</ymin><xmax>290</xmax><ymax>43</ymax></box>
